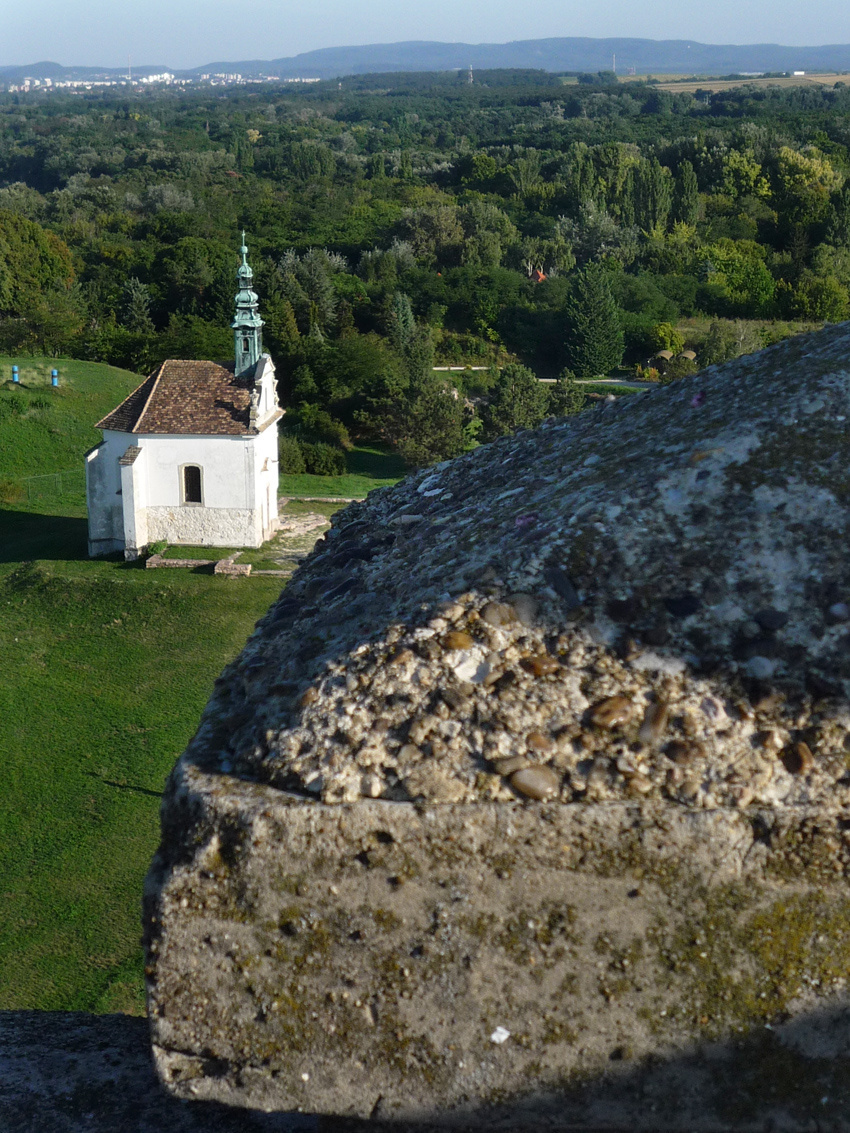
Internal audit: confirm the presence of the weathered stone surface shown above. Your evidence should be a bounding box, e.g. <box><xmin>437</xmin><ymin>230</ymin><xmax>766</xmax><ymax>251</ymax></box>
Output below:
<box><xmin>147</xmin><ymin>325</ymin><xmax>850</xmax><ymax>1128</ymax></box>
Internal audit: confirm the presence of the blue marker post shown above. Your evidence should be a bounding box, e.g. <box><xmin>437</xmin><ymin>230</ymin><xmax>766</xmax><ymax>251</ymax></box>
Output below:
<box><xmin>51</xmin><ymin>369</ymin><xmax>58</xmax><ymax>387</ymax></box>
<box><xmin>11</xmin><ymin>365</ymin><xmax>19</xmax><ymax>384</ymax></box>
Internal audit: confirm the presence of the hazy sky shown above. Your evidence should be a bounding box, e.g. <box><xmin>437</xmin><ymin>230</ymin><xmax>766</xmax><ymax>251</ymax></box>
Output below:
<box><xmin>1</xmin><ymin>0</ymin><xmax>849</xmax><ymax>69</ymax></box>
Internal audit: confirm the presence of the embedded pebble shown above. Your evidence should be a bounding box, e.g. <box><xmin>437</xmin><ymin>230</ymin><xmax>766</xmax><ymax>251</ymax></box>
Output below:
<box><xmin>757</xmin><ymin>730</ymin><xmax>783</xmax><ymax>753</ymax></box>
<box><xmin>508</xmin><ymin>594</ymin><xmax>538</xmax><ymax>626</ymax></box>
<box><xmin>443</xmin><ymin>631</ymin><xmax>474</xmax><ymax>651</ymax></box>
<box><xmin>590</xmin><ymin>696</ymin><xmax>632</xmax><ymax>729</ymax></box>
<box><xmin>754</xmin><ymin>608</ymin><xmax>789</xmax><ymax>632</ymax></box>
<box><xmin>480</xmin><ymin>602</ymin><xmax>516</xmax><ymax>628</ymax></box>
<box><xmin>626</xmin><ymin>773</ymin><xmax>653</xmax><ymax>796</ymax></box>
<box><xmin>746</xmin><ymin>656</ymin><xmax>777</xmax><ymax>679</ymax></box>
<box><xmin>664</xmin><ymin>594</ymin><xmax>701</xmax><ymax>618</ymax></box>
<box><xmin>520</xmin><ymin>654</ymin><xmax>559</xmax><ymax>677</ymax></box>
<box><xmin>638</xmin><ymin>701</ymin><xmax>669</xmax><ymax>744</ymax></box>
<box><xmin>781</xmin><ymin>741</ymin><xmax>814</xmax><ymax>776</ymax></box>
<box><xmin>666</xmin><ymin>741</ymin><xmax>703</xmax><ymax>766</ymax></box>
<box><xmin>494</xmin><ymin>755</ymin><xmax>531</xmax><ymax>776</ymax></box>
<box><xmin>543</xmin><ymin>567</ymin><xmax>581</xmax><ymax>609</ymax></box>
<box><xmin>510</xmin><ymin>765</ymin><xmax>560</xmax><ymax>800</ymax></box>
<box><xmin>526</xmin><ymin>731</ymin><xmax>555</xmax><ymax>752</ymax></box>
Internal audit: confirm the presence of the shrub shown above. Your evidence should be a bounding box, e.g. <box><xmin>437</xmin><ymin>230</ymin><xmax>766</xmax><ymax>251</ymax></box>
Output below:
<box><xmin>650</xmin><ymin>321</ymin><xmax>685</xmax><ymax>354</ymax></box>
<box><xmin>481</xmin><ymin>363</ymin><xmax>549</xmax><ymax>439</ymax></box>
<box><xmin>658</xmin><ymin>356</ymin><xmax>698</xmax><ymax>384</ymax></box>
<box><xmin>301</xmin><ymin>442</ymin><xmax>346</xmax><ymax>476</ymax></box>
<box><xmin>279</xmin><ymin>435</ymin><xmax>307</xmax><ymax>475</ymax></box>
<box><xmin>634</xmin><ymin>364</ymin><xmax>661</xmax><ymax>382</ymax></box>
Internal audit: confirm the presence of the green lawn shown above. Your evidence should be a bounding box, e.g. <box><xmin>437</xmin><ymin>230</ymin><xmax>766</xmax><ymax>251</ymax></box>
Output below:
<box><xmin>0</xmin><ymin>356</ymin><xmax>142</xmax><ymax>483</ymax></box>
<box><xmin>279</xmin><ymin>444</ymin><xmax>406</xmax><ymax>498</ymax></box>
<box><xmin>0</xmin><ymin>542</ymin><xmax>281</xmax><ymax>1013</ymax></box>
<box><xmin>583</xmin><ymin>382</ymin><xmax>643</xmax><ymax>397</ymax></box>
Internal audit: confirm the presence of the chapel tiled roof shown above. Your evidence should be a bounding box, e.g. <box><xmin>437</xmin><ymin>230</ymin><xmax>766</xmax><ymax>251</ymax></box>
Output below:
<box><xmin>96</xmin><ymin>359</ymin><xmax>260</xmax><ymax>436</ymax></box>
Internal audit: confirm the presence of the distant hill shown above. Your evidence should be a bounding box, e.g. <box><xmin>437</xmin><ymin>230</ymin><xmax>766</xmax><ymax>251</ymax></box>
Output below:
<box><xmin>0</xmin><ymin>60</ymin><xmax>169</xmax><ymax>81</ymax></box>
<box><xmin>4</xmin><ymin>38</ymin><xmax>850</xmax><ymax>84</ymax></box>
<box><xmin>199</xmin><ymin>38</ymin><xmax>850</xmax><ymax>79</ymax></box>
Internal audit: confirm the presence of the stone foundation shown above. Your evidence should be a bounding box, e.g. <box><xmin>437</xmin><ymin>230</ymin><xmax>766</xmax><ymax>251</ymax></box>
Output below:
<box><xmin>146</xmin><ymin>506</ymin><xmax>263</xmax><ymax>548</ymax></box>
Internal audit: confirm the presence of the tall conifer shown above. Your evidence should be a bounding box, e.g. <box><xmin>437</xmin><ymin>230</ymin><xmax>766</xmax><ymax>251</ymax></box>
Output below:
<box><xmin>563</xmin><ymin>265</ymin><xmax>624</xmax><ymax>378</ymax></box>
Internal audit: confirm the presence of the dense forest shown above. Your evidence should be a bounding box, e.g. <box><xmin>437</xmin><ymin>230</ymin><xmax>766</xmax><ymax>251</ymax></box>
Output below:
<box><xmin>1</xmin><ymin>69</ymin><xmax>849</xmax><ymax>464</ymax></box>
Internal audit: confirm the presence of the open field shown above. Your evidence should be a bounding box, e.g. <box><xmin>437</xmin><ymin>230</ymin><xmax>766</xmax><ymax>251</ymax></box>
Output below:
<box><xmin>0</xmin><ymin>357</ymin><xmax>392</xmax><ymax>1015</ymax></box>
<box><xmin>655</xmin><ymin>73</ymin><xmax>849</xmax><ymax>94</ymax></box>
<box><xmin>559</xmin><ymin>72</ymin><xmax>849</xmax><ymax>91</ymax></box>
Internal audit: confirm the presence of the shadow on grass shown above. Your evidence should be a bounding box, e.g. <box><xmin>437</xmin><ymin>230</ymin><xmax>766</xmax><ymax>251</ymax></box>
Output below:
<box><xmin>86</xmin><ymin>773</ymin><xmax>162</xmax><ymax>799</ymax></box>
<box><xmin>345</xmin><ymin>447</ymin><xmax>407</xmax><ymax>480</ymax></box>
<box><xmin>0</xmin><ymin>1010</ymin><xmax>315</xmax><ymax>1133</ymax></box>
<box><xmin>0</xmin><ymin>510</ymin><xmax>91</xmax><ymax>564</ymax></box>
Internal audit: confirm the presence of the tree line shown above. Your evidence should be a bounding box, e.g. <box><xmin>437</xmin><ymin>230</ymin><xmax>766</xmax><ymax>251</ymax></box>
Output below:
<box><xmin>0</xmin><ymin>72</ymin><xmax>846</xmax><ymax>463</ymax></box>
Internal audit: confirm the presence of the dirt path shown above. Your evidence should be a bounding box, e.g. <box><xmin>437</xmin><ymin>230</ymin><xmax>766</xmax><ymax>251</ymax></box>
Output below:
<box><xmin>251</xmin><ymin>511</ymin><xmax>333</xmax><ymax>577</ymax></box>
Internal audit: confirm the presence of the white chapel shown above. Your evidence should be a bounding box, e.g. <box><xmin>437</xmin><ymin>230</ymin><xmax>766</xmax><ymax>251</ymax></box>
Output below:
<box><xmin>86</xmin><ymin>236</ymin><xmax>282</xmax><ymax>559</ymax></box>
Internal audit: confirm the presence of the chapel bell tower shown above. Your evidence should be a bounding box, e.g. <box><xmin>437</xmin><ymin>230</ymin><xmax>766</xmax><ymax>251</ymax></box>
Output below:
<box><xmin>232</xmin><ymin>232</ymin><xmax>264</xmax><ymax>376</ymax></box>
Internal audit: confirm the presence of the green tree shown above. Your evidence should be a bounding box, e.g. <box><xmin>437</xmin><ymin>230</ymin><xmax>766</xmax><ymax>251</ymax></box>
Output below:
<box><xmin>387</xmin><ymin>291</ymin><xmax>415</xmax><ymax>353</ymax></box>
<box><xmin>482</xmin><ymin>363</ymin><xmax>549</xmax><ymax>439</ymax></box>
<box><xmin>826</xmin><ymin>188</ymin><xmax>850</xmax><ymax>246</ymax></box>
<box><xmin>563</xmin><ymin>265</ymin><xmax>624</xmax><ymax>377</ymax></box>
<box><xmin>632</xmin><ymin>157</ymin><xmax>673</xmax><ymax>232</ymax></box>
<box><xmin>264</xmin><ymin>294</ymin><xmax>301</xmax><ymax>359</ymax></box>
<box><xmin>672</xmin><ymin>160</ymin><xmax>699</xmax><ymax>225</ymax></box>
<box><xmin>775</xmin><ymin>145</ymin><xmax>843</xmax><ymax>226</ymax></box>
<box><xmin>548</xmin><ymin>368</ymin><xmax>587</xmax><ymax>416</ymax></box>
<box><xmin>0</xmin><ymin>210</ymin><xmax>74</xmax><ymax>318</ymax></box>
<box><xmin>365</xmin><ymin>370</ymin><xmax>466</xmax><ymax>467</ymax></box>
<box><xmin>792</xmin><ymin>272</ymin><xmax>850</xmax><ymax>321</ymax></box>
<box><xmin>650</xmin><ymin>321</ymin><xmax>684</xmax><ymax>354</ymax></box>
<box><xmin>721</xmin><ymin>149</ymin><xmax>770</xmax><ymax>200</ymax></box>
<box><xmin>395</xmin><ymin>375</ymin><xmax>467</xmax><ymax>466</ymax></box>
<box><xmin>121</xmin><ymin>277</ymin><xmax>154</xmax><ymax>334</ymax></box>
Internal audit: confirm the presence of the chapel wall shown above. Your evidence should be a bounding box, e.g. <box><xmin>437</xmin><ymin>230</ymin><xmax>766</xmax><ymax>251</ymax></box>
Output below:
<box><xmin>253</xmin><ymin>423</ymin><xmax>281</xmax><ymax>541</ymax></box>
<box><xmin>138</xmin><ymin>434</ymin><xmax>253</xmax><ymax>511</ymax></box>
<box><xmin>85</xmin><ymin>433</ymin><xmax>127</xmax><ymax>556</ymax></box>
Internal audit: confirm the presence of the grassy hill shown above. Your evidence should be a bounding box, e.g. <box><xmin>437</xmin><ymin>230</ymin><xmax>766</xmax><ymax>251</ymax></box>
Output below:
<box><xmin>0</xmin><ymin>356</ymin><xmax>143</xmax><ymax>480</ymax></box>
<box><xmin>0</xmin><ymin>357</ymin><xmax>284</xmax><ymax>1013</ymax></box>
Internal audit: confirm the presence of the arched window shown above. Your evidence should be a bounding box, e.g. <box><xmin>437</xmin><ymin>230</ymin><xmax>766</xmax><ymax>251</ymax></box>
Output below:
<box><xmin>182</xmin><ymin>465</ymin><xmax>202</xmax><ymax>505</ymax></box>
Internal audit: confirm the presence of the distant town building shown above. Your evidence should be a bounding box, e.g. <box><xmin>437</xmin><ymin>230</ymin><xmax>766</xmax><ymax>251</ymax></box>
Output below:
<box><xmin>85</xmin><ymin>237</ymin><xmax>282</xmax><ymax>559</ymax></box>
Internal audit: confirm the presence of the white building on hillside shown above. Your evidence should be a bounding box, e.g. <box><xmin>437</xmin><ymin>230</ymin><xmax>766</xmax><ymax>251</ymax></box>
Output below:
<box><xmin>86</xmin><ymin>236</ymin><xmax>282</xmax><ymax>559</ymax></box>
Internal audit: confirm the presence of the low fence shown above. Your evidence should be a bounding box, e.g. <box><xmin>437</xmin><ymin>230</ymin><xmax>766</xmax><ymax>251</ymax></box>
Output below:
<box><xmin>0</xmin><ymin>469</ymin><xmax>86</xmax><ymax>505</ymax></box>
